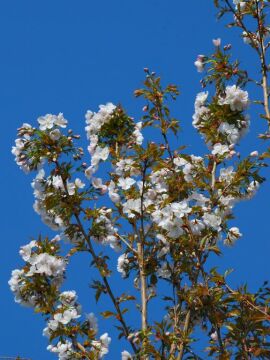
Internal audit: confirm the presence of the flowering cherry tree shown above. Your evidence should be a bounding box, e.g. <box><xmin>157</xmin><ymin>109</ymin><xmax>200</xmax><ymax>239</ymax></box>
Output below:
<box><xmin>9</xmin><ymin>1</ymin><xmax>270</xmax><ymax>359</ymax></box>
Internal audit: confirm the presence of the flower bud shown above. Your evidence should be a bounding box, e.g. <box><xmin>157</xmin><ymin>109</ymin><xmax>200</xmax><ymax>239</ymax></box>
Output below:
<box><xmin>212</xmin><ymin>38</ymin><xmax>221</xmax><ymax>47</ymax></box>
<box><xmin>250</xmin><ymin>150</ymin><xmax>258</xmax><ymax>157</ymax></box>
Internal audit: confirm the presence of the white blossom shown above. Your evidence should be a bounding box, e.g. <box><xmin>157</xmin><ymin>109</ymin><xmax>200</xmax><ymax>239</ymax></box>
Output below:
<box><xmin>92</xmin><ymin>333</ymin><xmax>111</xmax><ymax>358</ymax></box>
<box><xmin>213</xmin><ymin>38</ymin><xmax>221</xmax><ymax>47</ymax></box>
<box><xmin>49</xmin><ymin>128</ymin><xmax>61</xmax><ymax>141</ymax></box>
<box><xmin>157</xmin><ymin>262</ymin><xmax>171</xmax><ymax>279</ymax></box>
<box><xmin>194</xmin><ymin>55</ymin><xmax>205</xmax><ymax>73</ymax></box>
<box><xmin>132</xmin><ymin>121</ymin><xmax>144</xmax><ymax>145</ymax></box>
<box><xmin>224</xmin><ymin>226</ymin><xmax>242</xmax><ymax>246</ymax></box>
<box><xmin>38</xmin><ymin>113</ymin><xmax>67</xmax><ymax>131</ymax></box>
<box><xmin>85</xmin><ymin>103</ymin><xmax>116</xmax><ymax>138</ymax></box>
<box><xmin>60</xmin><ymin>291</ymin><xmax>78</xmax><ymax>306</ymax></box>
<box><xmin>218</xmin><ymin>85</ymin><xmax>249</xmax><ymax>112</ymax></box>
<box><xmin>122</xmin><ymin>350</ymin><xmax>132</xmax><ymax>360</ymax></box>
<box><xmin>118</xmin><ymin>177</ymin><xmax>136</xmax><ymax>190</ymax></box>
<box><xmin>92</xmin><ymin>177</ymin><xmax>107</xmax><ymax>193</ymax></box>
<box><xmin>122</xmin><ymin>198</ymin><xmax>141</xmax><ymax>218</ymax></box>
<box><xmin>108</xmin><ymin>181</ymin><xmax>120</xmax><ymax>203</ymax></box>
<box><xmin>91</xmin><ymin>146</ymin><xmax>110</xmax><ymax>166</ymax></box>
<box><xmin>53</xmin><ymin>307</ymin><xmax>80</xmax><ymax>325</ymax></box>
<box><xmin>19</xmin><ymin>240</ymin><xmax>37</xmax><ymax>262</ymax></box>
<box><xmin>250</xmin><ymin>150</ymin><xmax>258</xmax><ymax>157</ymax></box>
<box><xmin>212</xmin><ymin>143</ymin><xmax>230</xmax><ymax>156</ymax></box>
<box><xmin>190</xmin><ymin>219</ymin><xmax>205</xmax><ymax>235</ymax></box>
<box><xmin>27</xmin><ymin>253</ymin><xmax>66</xmax><ymax>277</ymax></box>
<box><xmin>219</xmin><ymin>166</ymin><xmax>235</xmax><ymax>183</ymax></box>
<box><xmin>117</xmin><ymin>253</ymin><xmax>129</xmax><ymax>277</ymax></box>
<box><xmin>47</xmin><ymin>340</ymin><xmax>74</xmax><ymax>360</ymax></box>
<box><xmin>218</xmin><ymin>122</ymin><xmax>240</xmax><ymax>144</ymax></box>
<box><xmin>75</xmin><ymin>178</ymin><xmax>85</xmax><ymax>189</ymax></box>
<box><xmin>203</xmin><ymin>213</ymin><xmax>222</xmax><ymax>231</ymax></box>
<box><xmin>210</xmin><ymin>331</ymin><xmax>218</xmax><ymax>341</ymax></box>
<box><xmin>86</xmin><ymin>312</ymin><xmax>98</xmax><ymax>333</ymax></box>
<box><xmin>157</xmin><ymin>234</ymin><xmax>170</xmax><ymax>258</ymax></box>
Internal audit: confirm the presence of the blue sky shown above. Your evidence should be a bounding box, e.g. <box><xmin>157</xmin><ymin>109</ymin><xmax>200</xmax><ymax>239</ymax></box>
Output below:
<box><xmin>1</xmin><ymin>0</ymin><xmax>270</xmax><ymax>359</ymax></box>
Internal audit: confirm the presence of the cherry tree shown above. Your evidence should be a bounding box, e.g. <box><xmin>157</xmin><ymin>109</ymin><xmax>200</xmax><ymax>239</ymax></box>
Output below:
<box><xmin>9</xmin><ymin>1</ymin><xmax>270</xmax><ymax>359</ymax></box>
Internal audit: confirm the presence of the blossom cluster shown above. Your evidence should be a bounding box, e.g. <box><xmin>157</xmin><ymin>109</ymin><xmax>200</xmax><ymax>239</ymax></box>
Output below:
<box><xmin>9</xmin><ymin>236</ymin><xmax>66</xmax><ymax>308</ymax></box>
<box><xmin>9</xmin><ymin>236</ymin><xmax>112</xmax><ymax>359</ymax></box>
<box><xmin>31</xmin><ymin>169</ymin><xmax>85</xmax><ymax>231</ymax></box>
<box><xmin>192</xmin><ymin>85</ymin><xmax>250</xmax><ymax>149</ymax></box>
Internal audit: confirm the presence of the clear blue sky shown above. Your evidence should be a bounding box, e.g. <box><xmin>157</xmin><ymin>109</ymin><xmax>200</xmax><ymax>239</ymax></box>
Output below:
<box><xmin>1</xmin><ymin>0</ymin><xmax>269</xmax><ymax>359</ymax></box>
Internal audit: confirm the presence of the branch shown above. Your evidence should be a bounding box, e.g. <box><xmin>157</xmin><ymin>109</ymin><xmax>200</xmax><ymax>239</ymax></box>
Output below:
<box><xmin>223</xmin><ymin>0</ymin><xmax>260</xmax><ymax>55</ymax></box>
<box><xmin>138</xmin><ymin>160</ymin><xmax>149</xmax><ymax>359</ymax></box>
<box><xmin>255</xmin><ymin>0</ymin><xmax>270</xmax><ymax>123</ymax></box>
<box><xmin>55</xmin><ymin>162</ymin><xmax>138</xmax><ymax>354</ymax></box>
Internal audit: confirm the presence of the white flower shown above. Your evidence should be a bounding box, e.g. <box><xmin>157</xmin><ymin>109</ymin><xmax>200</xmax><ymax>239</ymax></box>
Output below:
<box><xmin>203</xmin><ymin>213</ymin><xmax>222</xmax><ymax>231</ymax></box>
<box><xmin>51</xmin><ymin>235</ymin><xmax>61</xmax><ymax>242</ymax></box>
<box><xmin>86</xmin><ymin>312</ymin><xmax>98</xmax><ymax>333</ymax></box>
<box><xmin>75</xmin><ymin>178</ymin><xmax>85</xmax><ymax>189</ymax></box>
<box><xmin>52</xmin><ymin>175</ymin><xmax>64</xmax><ymax>190</ymax></box>
<box><xmin>85</xmin><ymin>165</ymin><xmax>97</xmax><ymax>179</ymax></box>
<box><xmin>8</xmin><ymin>269</ymin><xmax>24</xmax><ymax>292</ymax></box>
<box><xmin>157</xmin><ymin>262</ymin><xmax>171</xmax><ymax>279</ymax></box>
<box><xmin>19</xmin><ymin>240</ymin><xmax>37</xmax><ymax>261</ymax></box>
<box><xmin>224</xmin><ymin>227</ymin><xmax>242</xmax><ymax>246</ymax></box>
<box><xmin>247</xmin><ymin>180</ymin><xmax>260</xmax><ymax>197</ymax></box>
<box><xmin>213</xmin><ymin>38</ymin><xmax>221</xmax><ymax>47</ymax></box>
<box><xmin>85</xmin><ymin>103</ymin><xmax>116</xmax><ymax>138</ymax></box>
<box><xmin>218</xmin><ymin>85</ymin><xmax>249</xmax><ymax>112</ymax></box>
<box><xmin>122</xmin><ymin>350</ymin><xmax>132</xmax><ymax>360</ymax></box>
<box><xmin>242</xmin><ymin>31</ymin><xmax>252</xmax><ymax>44</ymax></box>
<box><xmin>117</xmin><ymin>253</ymin><xmax>129</xmax><ymax>277</ymax></box>
<box><xmin>92</xmin><ymin>333</ymin><xmax>111</xmax><ymax>358</ymax></box>
<box><xmin>49</xmin><ymin>128</ymin><xmax>61</xmax><ymax>141</ymax></box>
<box><xmin>122</xmin><ymin>198</ymin><xmax>141</xmax><ymax>218</ymax></box>
<box><xmin>88</xmin><ymin>135</ymin><xmax>99</xmax><ymax>155</ymax></box>
<box><xmin>38</xmin><ymin>114</ymin><xmax>54</xmax><ymax>130</ymax></box>
<box><xmin>92</xmin><ymin>177</ymin><xmax>108</xmax><ymax>193</ymax></box>
<box><xmin>192</xmin><ymin>106</ymin><xmax>210</xmax><ymax>128</ymax></box>
<box><xmin>173</xmin><ymin>156</ymin><xmax>188</xmax><ymax>167</ymax></box>
<box><xmin>190</xmin><ymin>219</ymin><xmax>205</xmax><ymax>235</ymax></box>
<box><xmin>195</xmin><ymin>91</ymin><xmax>208</xmax><ymax>109</ymax></box>
<box><xmin>47</xmin><ymin>340</ymin><xmax>74</xmax><ymax>359</ymax></box>
<box><xmin>115</xmin><ymin>158</ymin><xmax>135</xmax><ymax>176</ymax></box>
<box><xmin>157</xmin><ymin>234</ymin><xmax>170</xmax><ymax>258</ymax></box>
<box><xmin>218</xmin><ymin>122</ymin><xmax>240</xmax><ymax>144</ymax></box>
<box><xmin>132</xmin><ymin>122</ymin><xmax>144</xmax><ymax>145</ymax></box>
<box><xmin>162</xmin><ymin>219</ymin><xmax>184</xmax><ymax>239</ymax></box>
<box><xmin>67</xmin><ymin>182</ymin><xmax>75</xmax><ymax>195</ymax></box>
<box><xmin>91</xmin><ymin>146</ymin><xmax>110</xmax><ymax>166</ymax></box>
<box><xmin>171</xmin><ymin>201</ymin><xmax>192</xmax><ymax>218</ymax></box>
<box><xmin>233</xmin><ymin>0</ymin><xmax>246</xmax><ymax>10</ymax></box>
<box><xmin>38</xmin><ymin>113</ymin><xmax>67</xmax><ymax>130</ymax></box>
<box><xmin>250</xmin><ymin>150</ymin><xmax>258</xmax><ymax>157</ymax></box>
<box><xmin>189</xmin><ymin>192</ymin><xmax>209</xmax><ymax>207</ymax></box>
<box><xmin>54</xmin><ymin>113</ymin><xmax>68</xmax><ymax>128</ymax></box>
<box><xmin>27</xmin><ymin>253</ymin><xmax>66</xmax><ymax>277</ymax></box>
<box><xmin>219</xmin><ymin>166</ymin><xmax>235</xmax><ymax>183</ymax></box>
<box><xmin>54</xmin><ymin>308</ymin><xmax>80</xmax><ymax>325</ymax></box>
<box><xmin>60</xmin><ymin>291</ymin><xmax>78</xmax><ymax>306</ymax></box>
<box><xmin>210</xmin><ymin>331</ymin><xmax>218</xmax><ymax>341</ymax></box>
<box><xmin>194</xmin><ymin>55</ymin><xmax>205</xmax><ymax>73</ymax></box>
<box><xmin>212</xmin><ymin>143</ymin><xmax>230</xmax><ymax>156</ymax></box>
<box><xmin>108</xmin><ymin>181</ymin><xmax>120</xmax><ymax>203</ymax></box>
<box><xmin>118</xmin><ymin>177</ymin><xmax>136</xmax><ymax>190</ymax></box>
